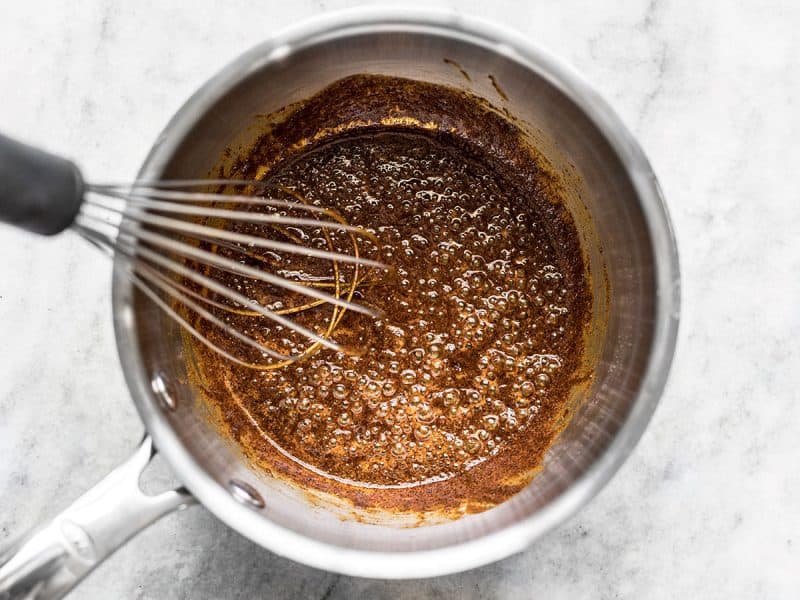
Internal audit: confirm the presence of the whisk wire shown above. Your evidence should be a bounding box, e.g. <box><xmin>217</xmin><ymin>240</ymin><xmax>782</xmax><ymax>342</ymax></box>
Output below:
<box><xmin>120</xmin><ymin>222</ymin><xmax>379</xmax><ymax>317</ymax></box>
<box><xmin>75</xmin><ymin>220</ymin><xmax>332</xmax><ymax>367</ymax></box>
<box><xmin>73</xmin><ymin>181</ymin><xmax>385</xmax><ymax>369</ymax></box>
<box><xmin>84</xmin><ymin>200</ymin><xmax>384</xmax><ymax>268</ymax></box>
<box><xmin>89</xmin><ymin>191</ymin><xmax>367</xmax><ymax>234</ymax></box>
<box><xmin>131</xmin><ymin>263</ymin><xmax>297</xmax><ymax>364</ymax></box>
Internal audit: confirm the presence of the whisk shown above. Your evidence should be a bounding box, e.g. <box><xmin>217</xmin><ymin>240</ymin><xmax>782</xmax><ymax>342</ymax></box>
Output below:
<box><xmin>0</xmin><ymin>133</ymin><xmax>385</xmax><ymax>369</ymax></box>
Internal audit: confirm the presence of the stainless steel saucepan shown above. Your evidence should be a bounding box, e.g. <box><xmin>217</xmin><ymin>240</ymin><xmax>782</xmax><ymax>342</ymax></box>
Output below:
<box><xmin>0</xmin><ymin>9</ymin><xmax>680</xmax><ymax>598</ymax></box>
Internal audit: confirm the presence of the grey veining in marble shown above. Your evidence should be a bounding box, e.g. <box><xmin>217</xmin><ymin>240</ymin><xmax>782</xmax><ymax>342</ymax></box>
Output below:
<box><xmin>1</xmin><ymin>1</ymin><xmax>799</xmax><ymax>598</ymax></box>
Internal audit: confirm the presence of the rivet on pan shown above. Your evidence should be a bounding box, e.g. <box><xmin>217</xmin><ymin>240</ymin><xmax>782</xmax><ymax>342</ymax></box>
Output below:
<box><xmin>151</xmin><ymin>371</ymin><xmax>176</xmax><ymax>411</ymax></box>
<box><xmin>228</xmin><ymin>479</ymin><xmax>265</xmax><ymax>509</ymax></box>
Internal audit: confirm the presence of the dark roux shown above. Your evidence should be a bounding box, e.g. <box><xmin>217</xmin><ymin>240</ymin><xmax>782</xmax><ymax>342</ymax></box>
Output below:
<box><xmin>188</xmin><ymin>75</ymin><xmax>591</xmax><ymax>516</ymax></box>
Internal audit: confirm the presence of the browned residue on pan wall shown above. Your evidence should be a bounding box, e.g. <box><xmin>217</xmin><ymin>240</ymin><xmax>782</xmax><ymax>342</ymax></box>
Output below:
<box><xmin>488</xmin><ymin>74</ymin><xmax>509</xmax><ymax>101</ymax></box>
<box><xmin>443</xmin><ymin>58</ymin><xmax>472</xmax><ymax>81</ymax></box>
<box><xmin>188</xmin><ymin>75</ymin><xmax>594</xmax><ymax>519</ymax></box>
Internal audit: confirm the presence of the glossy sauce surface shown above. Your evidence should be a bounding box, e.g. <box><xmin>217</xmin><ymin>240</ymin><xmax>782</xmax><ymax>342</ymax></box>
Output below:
<box><xmin>188</xmin><ymin>75</ymin><xmax>591</xmax><ymax>514</ymax></box>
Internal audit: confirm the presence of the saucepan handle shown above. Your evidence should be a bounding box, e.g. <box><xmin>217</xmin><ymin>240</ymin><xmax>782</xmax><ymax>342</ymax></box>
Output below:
<box><xmin>0</xmin><ymin>435</ymin><xmax>195</xmax><ymax>600</ymax></box>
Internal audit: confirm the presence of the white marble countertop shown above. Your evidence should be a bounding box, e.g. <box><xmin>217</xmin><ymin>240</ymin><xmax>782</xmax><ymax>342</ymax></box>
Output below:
<box><xmin>1</xmin><ymin>1</ymin><xmax>798</xmax><ymax>598</ymax></box>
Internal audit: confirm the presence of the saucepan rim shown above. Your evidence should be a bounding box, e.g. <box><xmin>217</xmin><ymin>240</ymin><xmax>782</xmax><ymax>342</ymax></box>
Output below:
<box><xmin>111</xmin><ymin>6</ymin><xmax>680</xmax><ymax>578</ymax></box>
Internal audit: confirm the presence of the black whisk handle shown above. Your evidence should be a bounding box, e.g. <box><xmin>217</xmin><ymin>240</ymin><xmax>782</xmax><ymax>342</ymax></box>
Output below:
<box><xmin>0</xmin><ymin>132</ymin><xmax>84</xmax><ymax>235</ymax></box>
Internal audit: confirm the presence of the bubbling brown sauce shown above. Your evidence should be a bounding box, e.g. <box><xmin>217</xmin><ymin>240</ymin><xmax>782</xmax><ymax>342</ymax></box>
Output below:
<box><xmin>188</xmin><ymin>75</ymin><xmax>592</xmax><ymax>516</ymax></box>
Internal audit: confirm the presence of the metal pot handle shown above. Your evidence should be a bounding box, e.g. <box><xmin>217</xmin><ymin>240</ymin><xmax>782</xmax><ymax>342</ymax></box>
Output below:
<box><xmin>0</xmin><ymin>435</ymin><xmax>195</xmax><ymax>599</ymax></box>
